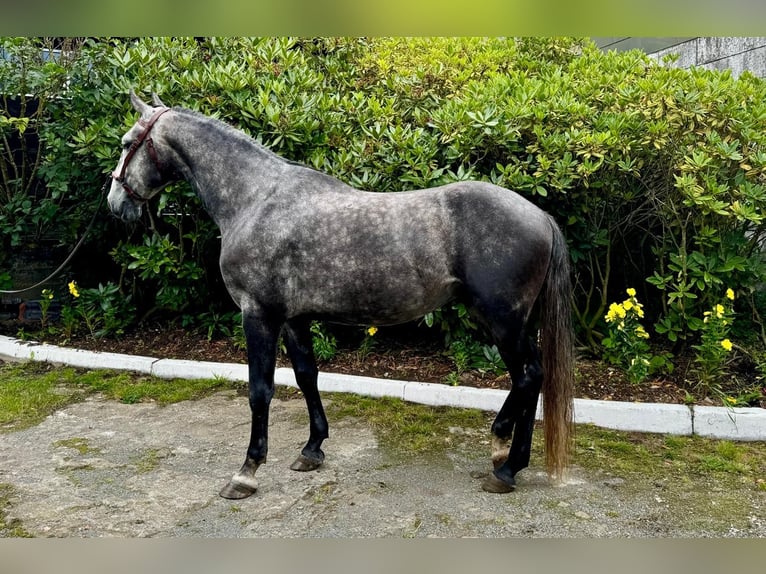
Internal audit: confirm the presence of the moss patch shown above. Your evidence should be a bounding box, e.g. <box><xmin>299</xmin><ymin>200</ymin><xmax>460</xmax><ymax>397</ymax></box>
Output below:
<box><xmin>131</xmin><ymin>448</ymin><xmax>165</xmax><ymax>474</ymax></box>
<box><xmin>0</xmin><ymin>362</ymin><xmax>242</xmax><ymax>434</ymax></box>
<box><xmin>0</xmin><ymin>483</ymin><xmax>33</xmax><ymax>538</ymax></box>
<box><xmin>323</xmin><ymin>393</ymin><xmax>490</xmax><ymax>457</ymax></box>
<box><xmin>53</xmin><ymin>437</ymin><xmax>101</xmax><ymax>456</ymax></box>
<box><xmin>571</xmin><ymin>424</ymin><xmax>766</xmax><ymax>534</ymax></box>
<box><xmin>573</xmin><ymin>425</ymin><xmax>766</xmax><ymax>483</ymax></box>
<box><xmin>0</xmin><ymin>362</ymin><xmax>89</xmax><ymax>433</ymax></box>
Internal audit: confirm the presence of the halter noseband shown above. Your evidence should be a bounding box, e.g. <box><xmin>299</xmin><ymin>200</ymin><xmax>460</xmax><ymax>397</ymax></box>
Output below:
<box><xmin>111</xmin><ymin>107</ymin><xmax>171</xmax><ymax>203</ymax></box>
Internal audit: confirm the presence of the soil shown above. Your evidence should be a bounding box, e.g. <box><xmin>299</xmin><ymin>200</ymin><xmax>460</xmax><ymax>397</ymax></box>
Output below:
<box><xmin>5</xmin><ymin>320</ymin><xmax>764</xmax><ymax>408</ymax></box>
<box><xmin>5</xmin><ymin>389</ymin><xmax>765</xmax><ymax>538</ymax></box>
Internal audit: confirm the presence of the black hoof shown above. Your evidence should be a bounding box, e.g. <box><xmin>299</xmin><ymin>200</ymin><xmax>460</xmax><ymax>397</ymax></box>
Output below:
<box><xmin>219</xmin><ymin>480</ymin><xmax>257</xmax><ymax>499</ymax></box>
<box><xmin>481</xmin><ymin>471</ymin><xmax>516</xmax><ymax>493</ymax></box>
<box><xmin>290</xmin><ymin>452</ymin><xmax>324</xmax><ymax>472</ymax></box>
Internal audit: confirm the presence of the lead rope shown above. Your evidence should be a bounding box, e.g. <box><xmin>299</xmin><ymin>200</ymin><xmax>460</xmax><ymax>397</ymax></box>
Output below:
<box><xmin>0</xmin><ymin>177</ymin><xmax>110</xmax><ymax>296</ymax></box>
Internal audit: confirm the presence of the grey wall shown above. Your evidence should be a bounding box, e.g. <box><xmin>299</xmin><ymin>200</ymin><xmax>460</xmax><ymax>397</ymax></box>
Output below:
<box><xmin>594</xmin><ymin>37</ymin><xmax>766</xmax><ymax>78</ymax></box>
<box><xmin>592</xmin><ymin>37</ymin><xmax>691</xmax><ymax>54</ymax></box>
<box><xmin>650</xmin><ymin>37</ymin><xmax>766</xmax><ymax>78</ymax></box>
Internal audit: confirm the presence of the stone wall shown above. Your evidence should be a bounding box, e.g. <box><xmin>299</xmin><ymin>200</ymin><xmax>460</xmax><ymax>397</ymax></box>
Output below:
<box><xmin>647</xmin><ymin>37</ymin><xmax>766</xmax><ymax>78</ymax></box>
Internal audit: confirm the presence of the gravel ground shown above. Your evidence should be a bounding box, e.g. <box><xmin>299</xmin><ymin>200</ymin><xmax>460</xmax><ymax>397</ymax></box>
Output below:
<box><xmin>1</xmin><ymin>390</ymin><xmax>764</xmax><ymax>538</ymax></box>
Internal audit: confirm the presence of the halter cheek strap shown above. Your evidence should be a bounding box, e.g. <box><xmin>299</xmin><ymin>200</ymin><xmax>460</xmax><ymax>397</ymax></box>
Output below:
<box><xmin>111</xmin><ymin>107</ymin><xmax>171</xmax><ymax>203</ymax></box>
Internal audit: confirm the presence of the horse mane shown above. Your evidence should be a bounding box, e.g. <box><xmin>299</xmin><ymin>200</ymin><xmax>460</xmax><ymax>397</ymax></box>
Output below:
<box><xmin>171</xmin><ymin>106</ymin><xmax>312</xmax><ymax>171</ymax></box>
<box><xmin>172</xmin><ymin>106</ymin><xmax>250</xmax><ymax>141</ymax></box>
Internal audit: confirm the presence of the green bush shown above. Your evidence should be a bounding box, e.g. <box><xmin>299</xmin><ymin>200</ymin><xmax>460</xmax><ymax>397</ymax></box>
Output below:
<box><xmin>0</xmin><ymin>38</ymin><xmax>90</xmax><ymax>260</ymax></box>
<box><xmin>422</xmin><ymin>43</ymin><xmax>766</xmax><ymax>355</ymax></box>
<box><xmin>5</xmin><ymin>37</ymin><xmax>766</xmax><ymax>397</ymax></box>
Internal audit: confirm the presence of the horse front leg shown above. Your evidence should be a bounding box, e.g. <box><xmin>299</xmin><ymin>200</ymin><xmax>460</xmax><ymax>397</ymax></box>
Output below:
<box><xmin>219</xmin><ymin>310</ymin><xmax>281</xmax><ymax>500</ymax></box>
<box><xmin>283</xmin><ymin>318</ymin><xmax>329</xmax><ymax>472</ymax></box>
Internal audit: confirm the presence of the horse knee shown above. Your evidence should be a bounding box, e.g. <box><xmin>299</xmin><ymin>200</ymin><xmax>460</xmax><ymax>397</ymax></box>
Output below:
<box><xmin>248</xmin><ymin>384</ymin><xmax>274</xmax><ymax>410</ymax></box>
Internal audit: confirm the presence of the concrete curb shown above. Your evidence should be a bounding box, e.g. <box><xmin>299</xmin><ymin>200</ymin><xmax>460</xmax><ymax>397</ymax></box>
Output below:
<box><xmin>2</xmin><ymin>334</ymin><xmax>765</xmax><ymax>441</ymax></box>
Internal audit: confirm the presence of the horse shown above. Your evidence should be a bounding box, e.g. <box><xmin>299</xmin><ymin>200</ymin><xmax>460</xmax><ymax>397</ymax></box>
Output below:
<box><xmin>107</xmin><ymin>91</ymin><xmax>574</xmax><ymax>499</ymax></box>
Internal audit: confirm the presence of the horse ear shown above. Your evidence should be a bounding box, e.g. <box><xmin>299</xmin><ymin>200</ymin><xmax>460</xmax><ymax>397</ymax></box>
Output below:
<box><xmin>129</xmin><ymin>90</ymin><xmax>153</xmax><ymax>118</ymax></box>
<box><xmin>151</xmin><ymin>92</ymin><xmax>167</xmax><ymax>108</ymax></box>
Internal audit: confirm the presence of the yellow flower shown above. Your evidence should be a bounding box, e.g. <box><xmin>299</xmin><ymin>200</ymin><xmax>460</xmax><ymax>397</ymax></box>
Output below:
<box><xmin>715</xmin><ymin>304</ymin><xmax>725</xmax><ymax>319</ymax></box>
<box><xmin>605</xmin><ymin>302</ymin><xmax>626</xmax><ymax>323</ymax></box>
<box><xmin>720</xmin><ymin>338</ymin><xmax>733</xmax><ymax>352</ymax></box>
<box><xmin>366</xmin><ymin>326</ymin><xmax>378</xmax><ymax>336</ymax></box>
<box><xmin>623</xmin><ymin>299</ymin><xmax>634</xmax><ymax>311</ymax></box>
<box><xmin>68</xmin><ymin>281</ymin><xmax>80</xmax><ymax>298</ymax></box>
<box><xmin>635</xmin><ymin>326</ymin><xmax>650</xmax><ymax>339</ymax></box>
<box><xmin>726</xmin><ymin>288</ymin><xmax>735</xmax><ymax>301</ymax></box>
<box><xmin>626</xmin><ymin>288</ymin><xmax>636</xmax><ymax>297</ymax></box>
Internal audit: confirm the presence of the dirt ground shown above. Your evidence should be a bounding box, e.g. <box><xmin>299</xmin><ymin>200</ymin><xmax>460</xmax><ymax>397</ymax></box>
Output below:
<box><xmin>1</xmin><ymin>389</ymin><xmax>764</xmax><ymax>538</ymax></box>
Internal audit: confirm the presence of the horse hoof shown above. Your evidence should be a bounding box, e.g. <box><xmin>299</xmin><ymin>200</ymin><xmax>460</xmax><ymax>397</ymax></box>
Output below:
<box><xmin>481</xmin><ymin>472</ymin><xmax>516</xmax><ymax>494</ymax></box>
<box><xmin>290</xmin><ymin>453</ymin><xmax>323</xmax><ymax>472</ymax></box>
<box><xmin>219</xmin><ymin>479</ymin><xmax>257</xmax><ymax>499</ymax></box>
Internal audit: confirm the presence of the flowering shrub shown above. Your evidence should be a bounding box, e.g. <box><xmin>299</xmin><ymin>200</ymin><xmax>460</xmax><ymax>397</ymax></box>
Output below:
<box><xmin>357</xmin><ymin>325</ymin><xmax>378</xmax><ymax>358</ymax></box>
<box><xmin>692</xmin><ymin>288</ymin><xmax>736</xmax><ymax>394</ymax></box>
<box><xmin>58</xmin><ymin>281</ymin><xmax>134</xmax><ymax>340</ymax></box>
<box><xmin>602</xmin><ymin>288</ymin><xmax>654</xmax><ymax>383</ymax></box>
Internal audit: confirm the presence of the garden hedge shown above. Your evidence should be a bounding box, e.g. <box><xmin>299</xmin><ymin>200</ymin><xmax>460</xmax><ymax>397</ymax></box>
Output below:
<box><xmin>4</xmin><ymin>37</ymin><xmax>766</xmax><ymax>372</ymax></box>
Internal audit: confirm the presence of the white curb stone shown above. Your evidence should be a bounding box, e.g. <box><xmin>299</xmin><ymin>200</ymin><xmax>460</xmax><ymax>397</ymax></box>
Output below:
<box><xmin>274</xmin><ymin>367</ymin><xmax>299</xmax><ymax>388</ymax></box>
<box><xmin>573</xmin><ymin>398</ymin><xmax>693</xmax><ymax>436</ymax></box>
<box><xmin>0</xmin><ymin>335</ymin><xmax>156</xmax><ymax>373</ymax></box>
<box><xmin>692</xmin><ymin>405</ymin><xmax>766</xmax><ymax>441</ymax></box>
<box><xmin>318</xmin><ymin>371</ymin><xmax>407</xmax><ymax>399</ymax></box>
<box><xmin>0</xmin><ymin>335</ymin><xmax>32</xmax><ymax>360</ymax></box>
<box><xmin>150</xmin><ymin>358</ymin><xmax>248</xmax><ymax>382</ymax></box>
<box><xmin>46</xmin><ymin>347</ymin><xmax>156</xmax><ymax>373</ymax></box>
<box><xmin>403</xmin><ymin>380</ymin><xmax>508</xmax><ymax>412</ymax></box>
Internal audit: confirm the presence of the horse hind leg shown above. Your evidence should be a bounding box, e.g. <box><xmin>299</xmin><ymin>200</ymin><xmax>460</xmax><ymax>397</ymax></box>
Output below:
<box><xmin>283</xmin><ymin>319</ymin><xmax>329</xmax><ymax>472</ymax></box>
<box><xmin>482</xmin><ymin>333</ymin><xmax>543</xmax><ymax>494</ymax></box>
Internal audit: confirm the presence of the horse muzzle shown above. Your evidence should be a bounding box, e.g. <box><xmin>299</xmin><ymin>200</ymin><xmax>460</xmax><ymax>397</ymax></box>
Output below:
<box><xmin>107</xmin><ymin>178</ymin><xmax>142</xmax><ymax>222</ymax></box>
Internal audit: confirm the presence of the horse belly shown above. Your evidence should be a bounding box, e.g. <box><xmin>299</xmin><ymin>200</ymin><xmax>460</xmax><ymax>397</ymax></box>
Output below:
<box><xmin>294</xmin><ymin>251</ymin><xmax>459</xmax><ymax>325</ymax></box>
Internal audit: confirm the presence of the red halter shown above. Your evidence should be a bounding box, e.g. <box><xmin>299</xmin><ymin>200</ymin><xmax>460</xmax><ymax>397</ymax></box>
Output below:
<box><xmin>111</xmin><ymin>107</ymin><xmax>171</xmax><ymax>203</ymax></box>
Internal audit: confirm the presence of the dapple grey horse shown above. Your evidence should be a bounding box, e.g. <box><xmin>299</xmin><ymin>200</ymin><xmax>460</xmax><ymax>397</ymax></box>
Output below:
<box><xmin>108</xmin><ymin>92</ymin><xmax>574</xmax><ymax>498</ymax></box>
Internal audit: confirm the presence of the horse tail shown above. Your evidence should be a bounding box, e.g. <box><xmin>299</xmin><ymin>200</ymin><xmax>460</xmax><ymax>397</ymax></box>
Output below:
<box><xmin>539</xmin><ymin>215</ymin><xmax>575</xmax><ymax>481</ymax></box>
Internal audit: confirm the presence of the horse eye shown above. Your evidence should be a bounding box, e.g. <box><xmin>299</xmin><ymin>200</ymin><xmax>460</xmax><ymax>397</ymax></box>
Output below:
<box><xmin>122</xmin><ymin>141</ymin><xmax>132</xmax><ymax>150</ymax></box>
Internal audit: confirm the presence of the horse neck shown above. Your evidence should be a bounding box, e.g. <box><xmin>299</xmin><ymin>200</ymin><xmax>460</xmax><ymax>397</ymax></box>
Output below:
<box><xmin>163</xmin><ymin>110</ymin><xmax>283</xmax><ymax>229</ymax></box>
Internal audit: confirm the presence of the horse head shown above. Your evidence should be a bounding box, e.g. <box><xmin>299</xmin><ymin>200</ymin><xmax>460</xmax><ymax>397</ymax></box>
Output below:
<box><xmin>107</xmin><ymin>91</ymin><xmax>176</xmax><ymax>222</ymax></box>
